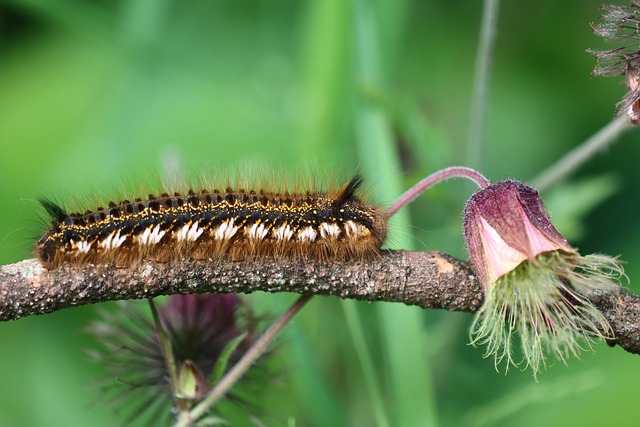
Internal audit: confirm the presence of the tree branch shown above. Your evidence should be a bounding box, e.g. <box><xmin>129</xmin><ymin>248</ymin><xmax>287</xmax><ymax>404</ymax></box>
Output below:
<box><xmin>1</xmin><ymin>251</ymin><xmax>638</xmax><ymax>355</ymax></box>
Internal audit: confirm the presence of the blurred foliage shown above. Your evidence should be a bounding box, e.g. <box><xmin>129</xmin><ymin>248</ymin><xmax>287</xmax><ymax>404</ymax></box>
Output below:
<box><xmin>1</xmin><ymin>0</ymin><xmax>639</xmax><ymax>426</ymax></box>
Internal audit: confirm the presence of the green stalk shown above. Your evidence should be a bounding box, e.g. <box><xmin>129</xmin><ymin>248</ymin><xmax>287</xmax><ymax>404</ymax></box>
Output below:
<box><xmin>532</xmin><ymin>115</ymin><xmax>630</xmax><ymax>191</ymax></box>
<box><xmin>148</xmin><ymin>299</ymin><xmax>181</xmax><ymax>410</ymax></box>
<box><xmin>467</xmin><ymin>0</ymin><xmax>501</xmax><ymax>168</ymax></box>
<box><xmin>342</xmin><ymin>300</ymin><xmax>391</xmax><ymax>427</ymax></box>
<box><xmin>352</xmin><ymin>0</ymin><xmax>438</xmax><ymax>425</ymax></box>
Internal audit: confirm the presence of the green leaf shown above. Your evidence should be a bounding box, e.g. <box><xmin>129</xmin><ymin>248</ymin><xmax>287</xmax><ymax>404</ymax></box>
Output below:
<box><xmin>210</xmin><ymin>332</ymin><xmax>248</xmax><ymax>386</ymax></box>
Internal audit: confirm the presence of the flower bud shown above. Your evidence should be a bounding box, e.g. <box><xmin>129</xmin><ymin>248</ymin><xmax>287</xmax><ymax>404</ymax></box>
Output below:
<box><xmin>88</xmin><ymin>294</ymin><xmax>265</xmax><ymax>423</ymax></box>
<box><xmin>464</xmin><ymin>180</ymin><xmax>573</xmax><ymax>287</ymax></box>
<box><xmin>176</xmin><ymin>360</ymin><xmax>208</xmax><ymax>404</ymax></box>
<box><xmin>463</xmin><ymin>180</ymin><xmax>623</xmax><ymax>376</ymax></box>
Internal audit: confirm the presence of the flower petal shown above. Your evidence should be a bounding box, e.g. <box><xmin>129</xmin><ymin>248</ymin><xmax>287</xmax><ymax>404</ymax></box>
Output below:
<box><xmin>479</xmin><ymin>217</ymin><xmax>528</xmax><ymax>284</ymax></box>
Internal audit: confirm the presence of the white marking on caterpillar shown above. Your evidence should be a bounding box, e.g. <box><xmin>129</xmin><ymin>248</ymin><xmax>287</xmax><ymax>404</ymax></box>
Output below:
<box><xmin>297</xmin><ymin>226</ymin><xmax>317</xmax><ymax>243</ymax></box>
<box><xmin>187</xmin><ymin>222</ymin><xmax>204</xmax><ymax>241</ymax></box>
<box><xmin>319</xmin><ymin>222</ymin><xmax>341</xmax><ymax>239</ymax></box>
<box><xmin>175</xmin><ymin>224</ymin><xmax>189</xmax><ymax>242</ymax></box>
<box><xmin>247</xmin><ymin>222</ymin><xmax>268</xmax><ymax>240</ymax></box>
<box><xmin>176</xmin><ymin>222</ymin><xmax>203</xmax><ymax>242</ymax></box>
<box><xmin>72</xmin><ymin>239</ymin><xmax>92</xmax><ymax>254</ymax></box>
<box><xmin>214</xmin><ymin>218</ymin><xmax>238</xmax><ymax>241</ymax></box>
<box><xmin>139</xmin><ymin>224</ymin><xmax>166</xmax><ymax>246</ymax></box>
<box><xmin>112</xmin><ymin>230</ymin><xmax>127</xmax><ymax>248</ymax></box>
<box><xmin>99</xmin><ymin>234</ymin><xmax>113</xmax><ymax>250</ymax></box>
<box><xmin>344</xmin><ymin>220</ymin><xmax>357</xmax><ymax>237</ymax></box>
<box><xmin>99</xmin><ymin>230</ymin><xmax>127</xmax><ymax>250</ymax></box>
<box><xmin>273</xmin><ymin>225</ymin><xmax>294</xmax><ymax>241</ymax></box>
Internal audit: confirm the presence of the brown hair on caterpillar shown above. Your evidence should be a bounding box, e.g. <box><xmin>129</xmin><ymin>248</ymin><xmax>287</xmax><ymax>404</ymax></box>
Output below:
<box><xmin>35</xmin><ymin>175</ymin><xmax>387</xmax><ymax>269</ymax></box>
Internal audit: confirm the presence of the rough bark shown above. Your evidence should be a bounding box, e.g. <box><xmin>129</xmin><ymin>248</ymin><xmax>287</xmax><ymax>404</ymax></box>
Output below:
<box><xmin>0</xmin><ymin>251</ymin><xmax>638</xmax><ymax>355</ymax></box>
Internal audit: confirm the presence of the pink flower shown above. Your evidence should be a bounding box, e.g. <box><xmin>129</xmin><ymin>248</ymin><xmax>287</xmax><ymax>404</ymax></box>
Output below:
<box><xmin>464</xmin><ymin>180</ymin><xmax>573</xmax><ymax>286</ymax></box>
<box><xmin>463</xmin><ymin>180</ymin><xmax>623</xmax><ymax>376</ymax></box>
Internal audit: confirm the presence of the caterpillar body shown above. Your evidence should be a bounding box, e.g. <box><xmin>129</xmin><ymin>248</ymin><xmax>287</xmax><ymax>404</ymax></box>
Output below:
<box><xmin>35</xmin><ymin>176</ymin><xmax>387</xmax><ymax>269</ymax></box>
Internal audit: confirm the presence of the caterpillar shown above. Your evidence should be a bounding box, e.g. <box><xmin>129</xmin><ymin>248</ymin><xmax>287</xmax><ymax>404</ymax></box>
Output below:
<box><xmin>35</xmin><ymin>175</ymin><xmax>387</xmax><ymax>269</ymax></box>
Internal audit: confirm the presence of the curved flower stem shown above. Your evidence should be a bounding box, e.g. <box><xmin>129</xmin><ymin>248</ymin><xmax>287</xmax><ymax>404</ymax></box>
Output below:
<box><xmin>532</xmin><ymin>115</ymin><xmax>630</xmax><ymax>192</ymax></box>
<box><xmin>468</xmin><ymin>0</ymin><xmax>501</xmax><ymax>168</ymax></box>
<box><xmin>174</xmin><ymin>294</ymin><xmax>313</xmax><ymax>427</ymax></box>
<box><xmin>385</xmin><ymin>166</ymin><xmax>491</xmax><ymax>218</ymax></box>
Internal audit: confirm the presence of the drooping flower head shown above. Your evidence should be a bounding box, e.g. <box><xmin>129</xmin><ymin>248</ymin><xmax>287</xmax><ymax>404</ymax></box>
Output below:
<box><xmin>464</xmin><ymin>180</ymin><xmax>623</xmax><ymax>376</ymax></box>
<box><xmin>88</xmin><ymin>294</ymin><xmax>265</xmax><ymax>425</ymax></box>
<box><xmin>590</xmin><ymin>1</ymin><xmax>640</xmax><ymax>123</ymax></box>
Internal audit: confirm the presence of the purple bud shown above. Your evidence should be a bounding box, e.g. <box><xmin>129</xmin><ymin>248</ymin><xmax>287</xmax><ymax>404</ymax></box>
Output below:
<box><xmin>463</xmin><ymin>180</ymin><xmax>624</xmax><ymax>376</ymax></box>
<box><xmin>464</xmin><ymin>180</ymin><xmax>573</xmax><ymax>287</ymax></box>
<box><xmin>160</xmin><ymin>294</ymin><xmax>249</xmax><ymax>379</ymax></box>
<box><xmin>88</xmin><ymin>293</ymin><xmax>265</xmax><ymax>423</ymax></box>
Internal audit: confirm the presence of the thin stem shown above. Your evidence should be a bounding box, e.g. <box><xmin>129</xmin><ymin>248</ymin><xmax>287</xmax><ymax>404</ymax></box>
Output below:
<box><xmin>532</xmin><ymin>115</ymin><xmax>630</xmax><ymax>192</ymax></box>
<box><xmin>342</xmin><ymin>300</ymin><xmax>391</xmax><ymax>427</ymax></box>
<box><xmin>386</xmin><ymin>166</ymin><xmax>491</xmax><ymax>218</ymax></box>
<box><xmin>467</xmin><ymin>0</ymin><xmax>501</xmax><ymax>168</ymax></box>
<box><xmin>148</xmin><ymin>299</ymin><xmax>182</xmax><ymax>409</ymax></box>
<box><xmin>174</xmin><ymin>294</ymin><xmax>313</xmax><ymax>427</ymax></box>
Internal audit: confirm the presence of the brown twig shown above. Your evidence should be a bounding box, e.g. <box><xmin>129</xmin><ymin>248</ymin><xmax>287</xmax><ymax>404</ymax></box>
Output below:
<box><xmin>1</xmin><ymin>251</ymin><xmax>638</xmax><ymax>355</ymax></box>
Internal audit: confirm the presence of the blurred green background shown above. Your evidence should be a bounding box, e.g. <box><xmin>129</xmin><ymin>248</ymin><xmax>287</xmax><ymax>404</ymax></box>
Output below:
<box><xmin>1</xmin><ymin>0</ymin><xmax>639</xmax><ymax>426</ymax></box>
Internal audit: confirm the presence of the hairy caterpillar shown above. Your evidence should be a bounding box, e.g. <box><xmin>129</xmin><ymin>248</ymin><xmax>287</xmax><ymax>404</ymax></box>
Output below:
<box><xmin>35</xmin><ymin>175</ymin><xmax>387</xmax><ymax>269</ymax></box>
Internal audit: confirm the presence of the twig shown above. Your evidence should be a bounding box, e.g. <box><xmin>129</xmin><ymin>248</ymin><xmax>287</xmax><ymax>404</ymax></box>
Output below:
<box><xmin>1</xmin><ymin>252</ymin><xmax>639</xmax><ymax>355</ymax></box>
